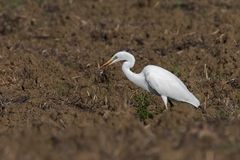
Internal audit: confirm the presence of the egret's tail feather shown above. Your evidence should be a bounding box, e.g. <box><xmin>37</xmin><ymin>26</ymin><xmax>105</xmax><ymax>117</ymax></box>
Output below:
<box><xmin>183</xmin><ymin>91</ymin><xmax>200</xmax><ymax>108</ymax></box>
<box><xmin>191</xmin><ymin>98</ymin><xmax>200</xmax><ymax>108</ymax></box>
<box><xmin>188</xmin><ymin>94</ymin><xmax>200</xmax><ymax>108</ymax></box>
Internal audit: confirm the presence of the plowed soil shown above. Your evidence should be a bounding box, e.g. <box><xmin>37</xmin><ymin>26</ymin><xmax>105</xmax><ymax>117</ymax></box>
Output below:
<box><xmin>0</xmin><ymin>0</ymin><xmax>239</xmax><ymax>160</ymax></box>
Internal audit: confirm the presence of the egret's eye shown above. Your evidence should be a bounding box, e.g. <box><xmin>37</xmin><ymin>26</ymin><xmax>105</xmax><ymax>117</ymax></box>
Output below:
<box><xmin>113</xmin><ymin>56</ymin><xmax>118</xmax><ymax>60</ymax></box>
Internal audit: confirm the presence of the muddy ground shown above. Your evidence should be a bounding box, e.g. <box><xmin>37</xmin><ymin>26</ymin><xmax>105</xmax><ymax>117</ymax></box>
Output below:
<box><xmin>0</xmin><ymin>0</ymin><xmax>239</xmax><ymax>159</ymax></box>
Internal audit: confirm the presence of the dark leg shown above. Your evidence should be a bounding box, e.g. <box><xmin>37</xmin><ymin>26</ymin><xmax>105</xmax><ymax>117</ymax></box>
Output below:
<box><xmin>168</xmin><ymin>98</ymin><xmax>174</xmax><ymax>107</ymax></box>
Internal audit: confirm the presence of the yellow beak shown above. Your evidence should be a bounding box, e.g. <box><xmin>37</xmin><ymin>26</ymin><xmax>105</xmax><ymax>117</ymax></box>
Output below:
<box><xmin>100</xmin><ymin>58</ymin><xmax>114</xmax><ymax>69</ymax></box>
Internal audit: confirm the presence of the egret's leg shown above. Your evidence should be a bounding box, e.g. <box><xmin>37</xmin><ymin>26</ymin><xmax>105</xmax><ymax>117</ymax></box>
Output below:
<box><xmin>161</xmin><ymin>95</ymin><xmax>168</xmax><ymax>110</ymax></box>
<box><xmin>168</xmin><ymin>98</ymin><xmax>174</xmax><ymax>107</ymax></box>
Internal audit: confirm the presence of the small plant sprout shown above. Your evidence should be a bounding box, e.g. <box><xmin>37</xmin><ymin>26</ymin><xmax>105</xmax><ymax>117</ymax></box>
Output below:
<box><xmin>133</xmin><ymin>92</ymin><xmax>153</xmax><ymax>121</ymax></box>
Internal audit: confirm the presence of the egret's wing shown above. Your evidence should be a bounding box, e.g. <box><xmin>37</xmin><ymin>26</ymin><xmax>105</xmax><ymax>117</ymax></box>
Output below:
<box><xmin>145</xmin><ymin>72</ymin><xmax>189</xmax><ymax>100</ymax></box>
<box><xmin>144</xmin><ymin>65</ymin><xmax>200</xmax><ymax>107</ymax></box>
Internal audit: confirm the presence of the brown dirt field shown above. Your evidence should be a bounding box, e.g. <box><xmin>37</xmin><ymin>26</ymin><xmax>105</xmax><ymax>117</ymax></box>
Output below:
<box><xmin>0</xmin><ymin>0</ymin><xmax>240</xmax><ymax>160</ymax></box>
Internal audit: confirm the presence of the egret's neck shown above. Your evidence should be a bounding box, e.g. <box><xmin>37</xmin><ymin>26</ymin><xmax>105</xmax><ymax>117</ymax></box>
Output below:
<box><xmin>122</xmin><ymin>61</ymin><xmax>137</xmax><ymax>81</ymax></box>
<box><xmin>122</xmin><ymin>61</ymin><xmax>149</xmax><ymax>91</ymax></box>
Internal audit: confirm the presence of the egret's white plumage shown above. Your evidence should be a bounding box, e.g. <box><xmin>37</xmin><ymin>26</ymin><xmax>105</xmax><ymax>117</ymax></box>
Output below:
<box><xmin>100</xmin><ymin>51</ymin><xmax>200</xmax><ymax>109</ymax></box>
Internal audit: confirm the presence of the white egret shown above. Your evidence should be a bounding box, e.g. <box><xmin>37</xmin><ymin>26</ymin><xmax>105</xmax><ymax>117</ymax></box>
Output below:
<box><xmin>100</xmin><ymin>51</ymin><xmax>200</xmax><ymax>109</ymax></box>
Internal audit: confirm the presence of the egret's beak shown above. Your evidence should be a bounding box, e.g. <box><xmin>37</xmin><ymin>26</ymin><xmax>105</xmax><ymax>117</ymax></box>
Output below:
<box><xmin>100</xmin><ymin>58</ymin><xmax>114</xmax><ymax>69</ymax></box>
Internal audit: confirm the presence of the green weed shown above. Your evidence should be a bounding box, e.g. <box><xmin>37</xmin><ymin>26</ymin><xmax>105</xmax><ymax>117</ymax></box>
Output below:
<box><xmin>133</xmin><ymin>92</ymin><xmax>153</xmax><ymax>121</ymax></box>
<box><xmin>175</xmin><ymin>0</ymin><xmax>183</xmax><ymax>7</ymax></box>
<box><xmin>36</xmin><ymin>0</ymin><xmax>44</xmax><ymax>6</ymax></box>
<box><xmin>8</xmin><ymin>0</ymin><xmax>23</xmax><ymax>7</ymax></box>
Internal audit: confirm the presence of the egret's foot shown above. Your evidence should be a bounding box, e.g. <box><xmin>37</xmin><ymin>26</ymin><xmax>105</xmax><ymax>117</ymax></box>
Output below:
<box><xmin>165</xmin><ymin>106</ymin><xmax>168</xmax><ymax>110</ymax></box>
<box><xmin>162</xmin><ymin>107</ymin><xmax>168</xmax><ymax>113</ymax></box>
<box><xmin>162</xmin><ymin>105</ymin><xmax>170</xmax><ymax>112</ymax></box>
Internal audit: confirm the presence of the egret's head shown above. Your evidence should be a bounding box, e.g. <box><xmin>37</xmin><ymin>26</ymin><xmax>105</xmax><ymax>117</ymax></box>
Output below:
<box><xmin>100</xmin><ymin>51</ymin><xmax>133</xmax><ymax>69</ymax></box>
